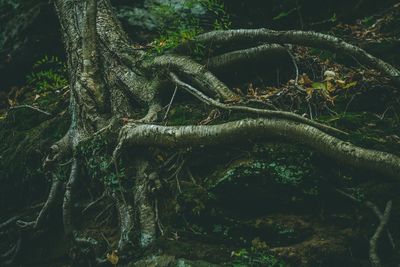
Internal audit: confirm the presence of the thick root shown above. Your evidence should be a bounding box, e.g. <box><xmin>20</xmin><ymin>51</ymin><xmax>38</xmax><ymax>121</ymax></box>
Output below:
<box><xmin>206</xmin><ymin>44</ymin><xmax>289</xmax><ymax>71</ymax></box>
<box><xmin>196</xmin><ymin>29</ymin><xmax>400</xmax><ymax>85</ymax></box>
<box><xmin>116</xmin><ymin>118</ymin><xmax>400</xmax><ymax>180</ymax></box>
<box><xmin>150</xmin><ymin>54</ymin><xmax>238</xmax><ymax>101</ymax></box>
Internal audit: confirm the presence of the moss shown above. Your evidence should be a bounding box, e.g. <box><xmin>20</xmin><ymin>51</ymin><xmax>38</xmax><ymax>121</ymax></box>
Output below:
<box><xmin>318</xmin><ymin>111</ymin><xmax>400</xmax><ymax>154</ymax></box>
<box><xmin>210</xmin><ymin>143</ymin><xmax>321</xmax><ymax>197</ymax></box>
<box><xmin>166</xmin><ymin>103</ymin><xmax>205</xmax><ymax>125</ymax></box>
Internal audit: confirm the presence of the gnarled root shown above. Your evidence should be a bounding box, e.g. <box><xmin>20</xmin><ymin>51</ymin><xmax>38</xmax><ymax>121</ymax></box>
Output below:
<box><xmin>195</xmin><ymin>29</ymin><xmax>400</xmax><ymax>86</ymax></box>
<box><xmin>206</xmin><ymin>44</ymin><xmax>289</xmax><ymax>71</ymax></box>
<box><xmin>112</xmin><ymin>193</ymin><xmax>135</xmax><ymax>253</ymax></box>
<box><xmin>150</xmin><ymin>54</ymin><xmax>238</xmax><ymax>101</ymax></box>
<box><xmin>116</xmin><ymin>118</ymin><xmax>400</xmax><ymax>181</ymax></box>
<box><xmin>133</xmin><ymin>161</ymin><xmax>157</xmax><ymax>249</ymax></box>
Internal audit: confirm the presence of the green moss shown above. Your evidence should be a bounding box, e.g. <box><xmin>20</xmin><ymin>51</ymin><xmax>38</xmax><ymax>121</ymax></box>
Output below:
<box><xmin>77</xmin><ymin>135</ymin><xmax>126</xmax><ymax>192</ymax></box>
<box><xmin>231</xmin><ymin>248</ymin><xmax>287</xmax><ymax>267</ymax></box>
<box><xmin>211</xmin><ymin>144</ymin><xmax>321</xmax><ymax>197</ymax></box>
<box><xmin>166</xmin><ymin>104</ymin><xmax>205</xmax><ymax>126</ymax></box>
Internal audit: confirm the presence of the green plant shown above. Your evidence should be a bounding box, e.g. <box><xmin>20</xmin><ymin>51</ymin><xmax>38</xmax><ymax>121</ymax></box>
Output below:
<box><xmin>26</xmin><ymin>55</ymin><xmax>68</xmax><ymax>93</ymax></box>
<box><xmin>25</xmin><ymin>55</ymin><xmax>68</xmax><ymax>109</ymax></box>
<box><xmin>231</xmin><ymin>248</ymin><xmax>286</xmax><ymax>267</ymax></box>
<box><xmin>148</xmin><ymin>0</ymin><xmax>230</xmax><ymax>55</ymax></box>
<box><xmin>77</xmin><ymin>135</ymin><xmax>125</xmax><ymax>192</ymax></box>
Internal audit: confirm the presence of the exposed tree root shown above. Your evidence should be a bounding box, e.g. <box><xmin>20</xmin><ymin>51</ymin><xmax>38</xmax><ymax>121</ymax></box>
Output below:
<box><xmin>195</xmin><ymin>29</ymin><xmax>400</xmax><ymax>86</ymax></box>
<box><xmin>115</xmin><ymin>118</ymin><xmax>400</xmax><ymax>180</ymax></box>
<box><xmin>112</xmin><ymin>192</ymin><xmax>135</xmax><ymax>253</ymax></box>
<box><xmin>169</xmin><ymin>72</ymin><xmax>346</xmax><ymax>136</ymax></box>
<box><xmin>133</xmin><ymin>161</ymin><xmax>157</xmax><ymax>249</ymax></box>
<box><xmin>206</xmin><ymin>44</ymin><xmax>289</xmax><ymax>71</ymax></box>
<box><xmin>151</xmin><ymin>54</ymin><xmax>238</xmax><ymax>100</ymax></box>
<box><xmin>63</xmin><ymin>158</ymin><xmax>79</xmax><ymax>235</ymax></box>
<box><xmin>16</xmin><ymin>177</ymin><xmax>64</xmax><ymax>230</ymax></box>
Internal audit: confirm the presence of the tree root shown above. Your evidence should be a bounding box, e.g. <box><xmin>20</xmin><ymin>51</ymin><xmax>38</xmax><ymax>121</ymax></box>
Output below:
<box><xmin>0</xmin><ymin>203</ymin><xmax>43</xmax><ymax>232</ymax></box>
<box><xmin>169</xmin><ymin>72</ymin><xmax>346</xmax><ymax>136</ymax></box>
<box><xmin>115</xmin><ymin>118</ymin><xmax>400</xmax><ymax>180</ymax></box>
<box><xmin>133</xmin><ymin>161</ymin><xmax>157</xmax><ymax>248</ymax></box>
<box><xmin>369</xmin><ymin>201</ymin><xmax>392</xmax><ymax>267</ymax></box>
<box><xmin>150</xmin><ymin>54</ymin><xmax>238</xmax><ymax>100</ymax></box>
<box><xmin>195</xmin><ymin>29</ymin><xmax>400</xmax><ymax>86</ymax></box>
<box><xmin>0</xmin><ymin>232</ymin><xmax>21</xmax><ymax>266</ymax></box>
<box><xmin>206</xmin><ymin>44</ymin><xmax>289</xmax><ymax>71</ymax></box>
<box><xmin>334</xmin><ymin>189</ymin><xmax>395</xmax><ymax>267</ymax></box>
<box><xmin>63</xmin><ymin>158</ymin><xmax>79</xmax><ymax>235</ymax></box>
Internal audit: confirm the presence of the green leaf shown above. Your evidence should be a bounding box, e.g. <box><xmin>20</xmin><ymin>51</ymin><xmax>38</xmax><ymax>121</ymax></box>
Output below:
<box><xmin>311</xmin><ymin>82</ymin><xmax>326</xmax><ymax>90</ymax></box>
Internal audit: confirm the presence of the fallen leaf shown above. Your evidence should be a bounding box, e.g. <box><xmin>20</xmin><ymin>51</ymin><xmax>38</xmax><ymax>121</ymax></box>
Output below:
<box><xmin>106</xmin><ymin>250</ymin><xmax>119</xmax><ymax>265</ymax></box>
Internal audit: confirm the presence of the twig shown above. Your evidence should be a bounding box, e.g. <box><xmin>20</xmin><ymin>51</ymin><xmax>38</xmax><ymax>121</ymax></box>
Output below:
<box><xmin>8</xmin><ymin>105</ymin><xmax>51</xmax><ymax>116</ymax></box>
<box><xmin>369</xmin><ymin>200</ymin><xmax>392</xmax><ymax>267</ymax></box>
<box><xmin>163</xmin><ymin>85</ymin><xmax>178</xmax><ymax>122</ymax></box>
<box><xmin>82</xmin><ymin>193</ymin><xmax>106</xmax><ymax>214</ymax></box>
<box><xmin>366</xmin><ymin>201</ymin><xmax>396</xmax><ymax>250</ymax></box>
<box><xmin>334</xmin><ymin>188</ymin><xmax>396</xmax><ymax>251</ymax></box>
<box><xmin>155</xmin><ymin>199</ymin><xmax>164</xmax><ymax>236</ymax></box>
<box><xmin>286</xmin><ymin>47</ymin><xmax>299</xmax><ymax>85</ymax></box>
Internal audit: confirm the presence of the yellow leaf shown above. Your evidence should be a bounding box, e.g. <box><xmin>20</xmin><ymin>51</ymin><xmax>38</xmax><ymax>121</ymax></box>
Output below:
<box><xmin>107</xmin><ymin>250</ymin><xmax>119</xmax><ymax>265</ymax></box>
<box><xmin>336</xmin><ymin>80</ymin><xmax>346</xmax><ymax>86</ymax></box>
<box><xmin>305</xmin><ymin>88</ymin><xmax>314</xmax><ymax>99</ymax></box>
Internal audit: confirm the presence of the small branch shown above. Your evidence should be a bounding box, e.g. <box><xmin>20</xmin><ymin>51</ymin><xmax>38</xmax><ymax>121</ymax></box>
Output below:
<box><xmin>155</xmin><ymin>199</ymin><xmax>164</xmax><ymax>236</ymax></box>
<box><xmin>163</xmin><ymin>85</ymin><xmax>178</xmax><ymax>122</ymax></box>
<box><xmin>334</xmin><ymin>189</ymin><xmax>396</xmax><ymax>250</ymax></box>
<box><xmin>7</xmin><ymin>105</ymin><xmax>51</xmax><ymax>116</ymax></box>
<box><xmin>82</xmin><ymin>193</ymin><xmax>106</xmax><ymax>214</ymax></box>
<box><xmin>0</xmin><ymin>202</ymin><xmax>43</xmax><ymax>231</ymax></box>
<box><xmin>369</xmin><ymin>201</ymin><xmax>392</xmax><ymax>267</ymax></box>
<box><xmin>286</xmin><ymin>47</ymin><xmax>299</xmax><ymax>85</ymax></box>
